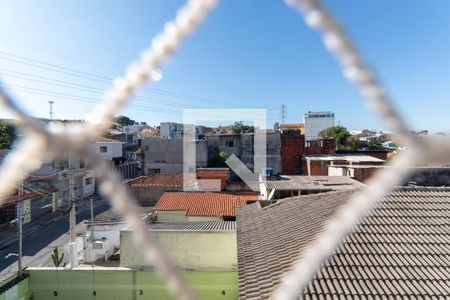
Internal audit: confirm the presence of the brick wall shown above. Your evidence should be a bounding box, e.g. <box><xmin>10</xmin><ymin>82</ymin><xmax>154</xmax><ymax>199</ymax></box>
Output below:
<box><xmin>304</xmin><ymin>160</ymin><xmax>329</xmax><ymax>176</ymax></box>
<box><xmin>304</xmin><ymin>139</ymin><xmax>336</xmax><ymax>155</ymax></box>
<box><xmin>196</xmin><ymin>168</ymin><xmax>229</xmax><ymax>190</ymax></box>
<box><xmin>281</xmin><ymin>135</ymin><xmax>304</xmax><ymax>175</ymax></box>
<box><xmin>353</xmin><ymin>167</ymin><xmax>378</xmax><ymax>182</ymax></box>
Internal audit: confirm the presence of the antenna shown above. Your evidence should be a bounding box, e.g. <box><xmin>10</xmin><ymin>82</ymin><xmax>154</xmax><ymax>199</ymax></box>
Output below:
<box><xmin>280</xmin><ymin>104</ymin><xmax>286</xmax><ymax>124</ymax></box>
<box><xmin>48</xmin><ymin>101</ymin><xmax>54</xmax><ymax>120</ymax></box>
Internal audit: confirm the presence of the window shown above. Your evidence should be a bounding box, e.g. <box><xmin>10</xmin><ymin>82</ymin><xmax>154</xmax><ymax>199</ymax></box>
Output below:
<box><xmin>100</xmin><ymin>146</ymin><xmax>108</xmax><ymax>153</ymax></box>
<box><xmin>85</xmin><ymin>177</ymin><xmax>94</xmax><ymax>185</ymax></box>
<box><xmin>226</xmin><ymin>139</ymin><xmax>237</xmax><ymax>147</ymax></box>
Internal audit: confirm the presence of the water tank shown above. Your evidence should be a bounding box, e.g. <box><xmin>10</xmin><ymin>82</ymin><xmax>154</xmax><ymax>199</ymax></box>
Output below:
<box><xmin>261</xmin><ymin>167</ymin><xmax>273</xmax><ymax>177</ymax></box>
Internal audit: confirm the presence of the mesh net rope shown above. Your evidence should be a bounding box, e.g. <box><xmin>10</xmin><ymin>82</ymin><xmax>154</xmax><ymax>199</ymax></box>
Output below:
<box><xmin>0</xmin><ymin>0</ymin><xmax>445</xmax><ymax>299</ymax></box>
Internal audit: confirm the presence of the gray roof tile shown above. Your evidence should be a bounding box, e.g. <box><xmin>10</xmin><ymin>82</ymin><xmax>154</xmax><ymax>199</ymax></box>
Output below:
<box><xmin>237</xmin><ymin>187</ymin><xmax>450</xmax><ymax>299</ymax></box>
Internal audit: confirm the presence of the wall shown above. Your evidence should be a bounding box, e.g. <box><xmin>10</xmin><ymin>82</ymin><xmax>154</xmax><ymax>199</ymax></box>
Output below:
<box><xmin>0</xmin><ymin>275</ymin><xmax>30</xmax><ymax>300</ymax></box>
<box><xmin>128</xmin><ymin>186</ymin><xmax>167</xmax><ymax>206</ymax></box>
<box><xmin>120</xmin><ymin>230</ymin><xmax>237</xmax><ymax>271</ymax></box>
<box><xmin>281</xmin><ymin>135</ymin><xmax>304</xmax><ymax>174</ymax></box>
<box><xmin>27</xmin><ymin>269</ymin><xmax>237</xmax><ymax>300</ymax></box>
<box><xmin>196</xmin><ymin>168</ymin><xmax>229</xmax><ymax>190</ymax></box>
<box><xmin>303</xmin><ymin>159</ymin><xmax>329</xmax><ymax>176</ymax></box>
<box><xmin>239</xmin><ymin>133</ymin><xmax>282</xmax><ymax>175</ymax></box>
<box><xmin>142</xmin><ymin>138</ymin><xmax>207</xmax><ymax>174</ymax></box>
<box><xmin>84</xmin><ymin>223</ymin><xmax>127</xmax><ymax>263</ymax></box>
<box><xmin>90</xmin><ymin>142</ymin><xmax>123</xmax><ymax>161</ymax></box>
<box><xmin>157</xmin><ymin>210</ymin><xmax>188</xmax><ymax>222</ymax></box>
<box><xmin>304</xmin><ymin>139</ymin><xmax>336</xmax><ymax>155</ymax></box>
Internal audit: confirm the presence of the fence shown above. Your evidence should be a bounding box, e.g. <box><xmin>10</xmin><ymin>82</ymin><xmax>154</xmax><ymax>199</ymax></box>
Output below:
<box><xmin>0</xmin><ymin>0</ymin><xmax>447</xmax><ymax>300</ymax></box>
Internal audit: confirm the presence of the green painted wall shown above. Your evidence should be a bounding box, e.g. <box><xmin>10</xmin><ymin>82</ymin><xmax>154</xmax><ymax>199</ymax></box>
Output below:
<box><xmin>157</xmin><ymin>211</ymin><xmax>188</xmax><ymax>222</ymax></box>
<box><xmin>28</xmin><ymin>269</ymin><xmax>237</xmax><ymax>300</ymax></box>
<box><xmin>120</xmin><ymin>230</ymin><xmax>237</xmax><ymax>270</ymax></box>
<box><xmin>0</xmin><ymin>275</ymin><xmax>30</xmax><ymax>300</ymax></box>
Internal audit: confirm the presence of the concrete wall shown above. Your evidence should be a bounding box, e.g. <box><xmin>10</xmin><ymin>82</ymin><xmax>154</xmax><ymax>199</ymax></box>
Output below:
<box><xmin>0</xmin><ymin>276</ymin><xmax>30</xmax><ymax>300</ymax></box>
<box><xmin>157</xmin><ymin>210</ymin><xmax>188</xmax><ymax>222</ymax></box>
<box><xmin>142</xmin><ymin>138</ymin><xmax>207</xmax><ymax>174</ymax></box>
<box><xmin>83</xmin><ymin>170</ymin><xmax>96</xmax><ymax>197</ymax></box>
<box><xmin>27</xmin><ymin>269</ymin><xmax>238</xmax><ymax>300</ymax></box>
<box><xmin>84</xmin><ymin>223</ymin><xmax>127</xmax><ymax>263</ymax></box>
<box><xmin>240</xmin><ymin>133</ymin><xmax>282</xmax><ymax>175</ymax></box>
<box><xmin>120</xmin><ymin>229</ymin><xmax>237</xmax><ymax>271</ymax></box>
<box><xmin>128</xmin><ymin>186</ymin><xmax>167</xmax><ymax>206</ymax></box>
<box><xmin>89</xmin><ymin>142</ymin><xmax>123</xmax><ymax>160</ymax></box>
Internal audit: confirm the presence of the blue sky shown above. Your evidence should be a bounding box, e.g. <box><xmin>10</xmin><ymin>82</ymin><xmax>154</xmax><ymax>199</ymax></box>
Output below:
<box><xmin>0</xmin><ymin>1</ymin><xmax>449</xmax><ymax>132</ymax></box>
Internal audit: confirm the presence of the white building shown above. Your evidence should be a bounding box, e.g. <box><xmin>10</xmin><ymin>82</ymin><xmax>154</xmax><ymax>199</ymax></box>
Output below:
<box><xmin>304</xmin><ymin>111</ymin><xmax>335</xmax><ymax>141</ymax></box>
<box><xmin>160</xmin><ymin>122</ymin><xmax>184</xmax><ymax>139</ymax></box>
<box><xmin>89</xmin><ymin>138</ymin><xmax>124</xmax><ymax>161</ymax></box>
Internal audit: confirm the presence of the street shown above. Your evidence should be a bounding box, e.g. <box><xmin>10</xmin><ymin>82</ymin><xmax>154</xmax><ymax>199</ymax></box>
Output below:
<box><xmin>0</xmin><ymin>197</ymin><xmax>111</xmax><ymax>278</ymax></box>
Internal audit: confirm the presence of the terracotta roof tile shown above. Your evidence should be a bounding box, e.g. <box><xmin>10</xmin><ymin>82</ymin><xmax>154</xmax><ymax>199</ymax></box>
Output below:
<box><xmin>125</xmin><ymin>173</ymin><xmax>183</xmax><ymax>188</ymax></box>
<box><xmin>155</xmin><ymin>191</ymin><xmax>258</xmax><ymax>217</ymax></box>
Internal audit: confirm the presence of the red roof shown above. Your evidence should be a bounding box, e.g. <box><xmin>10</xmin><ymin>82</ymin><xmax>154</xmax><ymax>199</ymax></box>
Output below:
<box><xmin>279</xmin><ymin>123</ymin><xmax>304</xmax><ymax>129</ymax></box>
<box><xmin>4</xmin><ymin>188</ymin><xmax>57</xmax><ymax>206</ymax></box>
<box><xmin>154</xmin><ymin>192</ymin><xmax>258</xmax><ymax>217</ymax></box>
<box><xmin>125</xmin><ymin>174</ymin><xmax>183</xmax><ymax>188</ymax></box>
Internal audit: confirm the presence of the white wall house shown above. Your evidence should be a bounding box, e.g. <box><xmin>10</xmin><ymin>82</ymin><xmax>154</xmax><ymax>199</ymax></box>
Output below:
<box><xmin>160</xmin><ymin>122</ymin><xmax>184</xmax><ymax>139</ymax></box>
<box><xmin>304</xmin><ymin>111</ymin><xmax>335</xmax><ymax>141</ymax></box>
<box><xmin>89</xmin><ymin>138</ymin><xmax>124</xmax><ymax>161</ymax></box>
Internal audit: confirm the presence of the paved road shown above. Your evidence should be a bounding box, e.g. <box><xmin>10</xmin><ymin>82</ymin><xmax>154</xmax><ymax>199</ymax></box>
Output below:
<box><xmin>0</xmin><ymin>198</ymin><xmax>111</xmax><ymax>276</ymax></box>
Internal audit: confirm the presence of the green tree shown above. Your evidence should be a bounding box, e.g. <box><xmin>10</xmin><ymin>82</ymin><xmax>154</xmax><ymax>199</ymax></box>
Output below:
<box><xmin>210</xmin><ymin>151</ymin><xmax>231</xmax><ymax>167</ymax></box>
<box><xmin>230</xmin><ymin>121</ymin><xmax>254</xmax><ymax>134</ymax></box>
<box><xmin>367</xmin><ymin>139</ymin><xmax>384</xmax><ymax>150</ymax></box>
<box><xmin>0</xmin><ymin>121</ymin><xmax>16</xmax><ymax>149</ymax></box>
<box><xmin>116</xmin><ymin>115</ymin><xmax>136</xmax><ymax>127</ymax></box>
<box><xmin>318</xmin><ymin>125</ymin><xmax>356</xmax><ymax>151</ymax></box>
<box><xmin>51</xmin><ymin>247</ymin><xmax>65</xmax><ymax>267</ymax></box>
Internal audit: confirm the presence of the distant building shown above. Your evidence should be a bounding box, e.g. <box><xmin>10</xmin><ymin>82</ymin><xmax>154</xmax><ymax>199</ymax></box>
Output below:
<box><xmin>304</xmin><ymin>111</ymin><xmax>335</xmax><ymax>141</ymax></box>
<box><xmin>275</xmin><ymin>123</ymin><xmax>304</xmax><ymax>135</ymax></box>
<box><xmin>141</xmin><ymin>137</ymin><xmax>207</xmax><ymax>174</ymax></box>
<box><xmin>159</xmin><ymin>122</ymin><xmax>184</xmax><ymax>138</ymax></box>
<box><xmin>89</xmin><ymin>137</ymin><xmax>124</xmax><ymax>162</ymax></box>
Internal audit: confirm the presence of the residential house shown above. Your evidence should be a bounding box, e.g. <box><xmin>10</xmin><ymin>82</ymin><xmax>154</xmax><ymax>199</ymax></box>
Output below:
<box><xmin>236</xmin><ymin>187</ymin><xmax>450</xmax><ymax>299</ymax></box>
<box><xmin>141</xmin><ymin>137</ymin><xmax>208</xmax><ymax>174</ymax></box>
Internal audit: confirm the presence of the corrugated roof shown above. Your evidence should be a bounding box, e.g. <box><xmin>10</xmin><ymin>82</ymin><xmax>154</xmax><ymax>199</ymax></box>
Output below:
<box><xmin>148</xmin><ymin>221</ymin><xmax>235</xmax><ymax>231</ymax></box>
<box><xmin>263</xmin><ymin>175</ymin><xmax>364</xmax><ymax>191</ymax></box>
<box><xmin>237</xmin><ymin>187</ymin><xmax>450</xmax><ymax>300</ymax></box>
<box><xmin>155</xmin><ymin>192</ymin><xmax>258</xmax><ymax>217</ymax></box>
<box><xmin>125</xmin><ymin>173</ymin><xmax>183</xmax><ymax>188</ymax></box>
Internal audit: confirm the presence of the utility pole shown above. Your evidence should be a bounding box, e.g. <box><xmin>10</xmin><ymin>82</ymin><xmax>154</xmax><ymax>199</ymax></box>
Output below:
<box><xmin>90</xmin><ymin>197</ymin><xmax>94</xmax><ymax>241</ymax></box>
<box><xmin>16</xmin><ymin>201</ymin><xmax>23</xmax><ymax>277</ymax></box>
<box><xmin>48</xmin><ymin>101</ymin><xmax>54</xmax><ymax>120</ymax></box>
<box><xmin>280</xmin><ymin>104</ymin><xmax>287</xmax><ymax>124</ymax></box>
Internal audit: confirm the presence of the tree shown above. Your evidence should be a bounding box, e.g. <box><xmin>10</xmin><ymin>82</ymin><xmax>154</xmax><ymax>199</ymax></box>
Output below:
<box><xmin>230</xmin><ymin>121</ymin><xmax>254</xmax><ymax>134</ymax></box>
<box><xmin>0</xmin><ymin>121</ymin><xmax>16</xmax><ymax>149</ymax></box>
<box><xmin>367</xmin><ymin>139</ymin><xmax>384</xmax><ymax>150</ymax></box>
<box><xmin>318</xmin><ymin>125</ymin><xmax>356</xmax><ymax>151</ymax></box>
<box><xmin>116</xmin><ymin>115</ymin><xmax>136</xmax><ymax>127</ymax></box>
<box><xmin>51</xmin><ymin>247</ymin><xmax>66</xmax><ymax>267</ymax></box>
<box><xmin>210</xmin><ymin>151</ymin><xmax>231</xmax><ymax>167</ymax></box>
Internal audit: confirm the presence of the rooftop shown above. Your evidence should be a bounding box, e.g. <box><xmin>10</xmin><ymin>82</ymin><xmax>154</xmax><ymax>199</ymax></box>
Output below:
<box><xmin>125</xmin><ymin>173</ymin><xmax>184</xmax><ymax>188</ymax></box>
<box><xmin>304</xmin><ymin>153</ymin><xmax>385</xmax><ymax>163</ymax></box>
<box><xmin>93</xmin><ymin>137</ymin><xmax>124</xmax><ymax>143</ymax></box>
<box><xmin>236</xmin><ymin>187</ymin><xmax>450</xmax><ymax>299</ymax></box>
<box><xmin>279</xmin><ymin>123</ymin><xmax>304</xmax><ymax>129</ymax></box>
<box><xmin>262</xmin><ymin>175</ymin><xmax>365</xmax><ymax>191</ymax></box>
<box><xmin>154</xmin><ymin>191</ymin><xmax>259</xmax><ymax>217</ymax></box>
<box><xmin>142</xmin><ymin>221</ymin><xmax>235</xmax><ymax>232</ymax></box>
